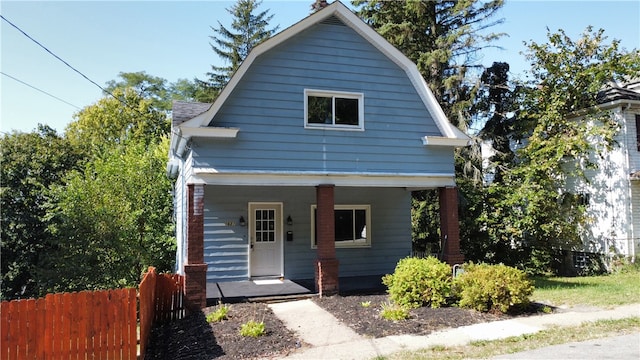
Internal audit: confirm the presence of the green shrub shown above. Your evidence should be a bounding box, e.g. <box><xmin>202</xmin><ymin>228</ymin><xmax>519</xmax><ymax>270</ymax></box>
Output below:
<box><xmin>239</xmin><ymin>320</ymin><xmax>265</xmax><ymax>337</ymax></box>
<box><xmin>454</xmin><ymin>262</ymin><xmax>534</xmax><ymax>313</ymax></box>
<box><xmin>382</xmin><ymin>257</ymin><xmax>452</xmax><ymax>309</ymax></box>
<box><xmin>206</xmin><ymin>304</ymin><xmax>229</xmax><ymax>323</ymax></box>
<box><xmin>380</xmin><ymin>302</ymin><xmax>410</xmax><ymax>321</ymax></box>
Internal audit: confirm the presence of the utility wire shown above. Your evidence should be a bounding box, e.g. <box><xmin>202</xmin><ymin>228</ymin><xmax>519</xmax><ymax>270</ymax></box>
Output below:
<box><xmin>1</xmin><ymin>71</ymin><xmax>81</xmax><ymax>110</ymax></box>
<box><xmin>0</xmin><ymin>14</ymin><xmax>127</xmax><ymax>108</ymax></box>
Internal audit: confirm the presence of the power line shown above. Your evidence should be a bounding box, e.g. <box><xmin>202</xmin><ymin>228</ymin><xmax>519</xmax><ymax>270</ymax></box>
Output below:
<box><xmin>0</xmin><ymin>14</ymin><xmax>121</xmax><ymax>105</ymax></box>
<box><xmin>1</xmin><ymin>71</ymin><xmax>81</xmax><ymax>110</ymax></box>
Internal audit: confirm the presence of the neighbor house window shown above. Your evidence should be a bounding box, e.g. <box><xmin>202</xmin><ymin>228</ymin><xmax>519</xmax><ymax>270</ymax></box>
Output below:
<box><xmin>311</xmin><ymin>205</ymin><xmax>371</xmax><ymax>248</ymax></box>
<box><xmin>305</xmin><ymin>89</ymin><xmax>364</xmax><ymax>130</ymax></box>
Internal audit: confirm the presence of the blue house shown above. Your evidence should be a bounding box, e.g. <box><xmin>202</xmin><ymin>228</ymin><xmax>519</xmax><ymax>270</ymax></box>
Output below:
<box><xmin>167</xmin><ymin>2</ymin><xmax>468</xmax><ymax>308</ymax></box>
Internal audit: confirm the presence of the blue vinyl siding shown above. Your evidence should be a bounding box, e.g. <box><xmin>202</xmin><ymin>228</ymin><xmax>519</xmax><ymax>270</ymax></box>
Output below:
<box><xmin>191</xmin><ymin>18</ymin><xmax>453</xmax><ymax>175</ymax></box>
<box><xmin>203</xmin><ymin>185</ymin><xmax>411</xmax><ymax>282</ymax></box>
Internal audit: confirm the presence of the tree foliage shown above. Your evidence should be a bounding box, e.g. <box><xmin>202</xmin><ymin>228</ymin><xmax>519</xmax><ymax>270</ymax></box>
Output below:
<box><xmin>105</xmin><ymin>71</ymin><xmax>206</xmax><ymax>111</ymax></box>
<box><xmin>2</xmin><ymin>78</ymin><xmax>177</xmax><ymax>298</ymax></box>
<box><xmin>0</xmin><ymin>126</ymin><xmax>83</xmax><ymax>300</ymax></box>
<box><xmin>65</xmin><ymin>87</ymin><xmax>170</xmax><ymax>154</ymax></box>
<box><xmin>198</xmin><ymin>0</ymin><xmax>279</xmax><ymax>102</ymax></box>
<box><xmin>478</xmin><ymin>28</ymin><xmax>640</xmax><ymax>274</ymax></box>
<box><xmin>42</xmin><ymin>140</ymin><xmax>175</xmax><ymax>292</ymax></box>
<box><xmin>41</xmin><ymin>82</ymin><xmax>176</xmax><ymax>292</ymax></box>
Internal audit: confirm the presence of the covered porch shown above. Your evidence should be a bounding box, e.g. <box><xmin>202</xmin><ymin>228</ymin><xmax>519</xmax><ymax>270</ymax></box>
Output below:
<box><xmin>182</xmin><ymin>181</ymin><xmax>464</xmax><ymax>310</ymax></box>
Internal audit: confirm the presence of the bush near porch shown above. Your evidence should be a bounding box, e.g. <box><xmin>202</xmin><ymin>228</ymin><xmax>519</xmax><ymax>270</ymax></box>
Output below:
<box><xmin>383</xmin><ymin>257</ymin><xmax>534</xmax><ymax>314</ymax></box>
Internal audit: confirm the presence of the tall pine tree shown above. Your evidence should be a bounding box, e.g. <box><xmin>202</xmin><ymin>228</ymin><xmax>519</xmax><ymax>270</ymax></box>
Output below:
<box><xmin>355</xmin><ymin>0</ymin><xmax>505</xmax><ymax>254</ymax></box>
<box><xmin>355</xmin><ymin>0</ymin><xmax>504</xmax><ymax>127</ymax></box>
<box><xmin>198</xmin><ymin>0</ymin><xmax>279</xmax><ymax>102</ymax></box>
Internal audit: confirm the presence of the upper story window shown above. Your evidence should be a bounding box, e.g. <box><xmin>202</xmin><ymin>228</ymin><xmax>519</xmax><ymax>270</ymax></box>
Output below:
<box><xmin>304</xmin><ymin>89</ymin><xmax>364</xmax><ymax>131</ymax></box>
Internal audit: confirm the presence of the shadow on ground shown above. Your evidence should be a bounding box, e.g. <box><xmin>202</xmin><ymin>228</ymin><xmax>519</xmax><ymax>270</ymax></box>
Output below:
<box><xmin>145</xmin><ymin>311</ymin><xmax>224</xmax><ymax>359</ymax></box>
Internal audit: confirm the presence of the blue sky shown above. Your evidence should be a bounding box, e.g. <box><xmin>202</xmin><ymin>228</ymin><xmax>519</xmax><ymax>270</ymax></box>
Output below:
<box><xmin>1</xmin><ymin>0</ymin><xmax>638</xmax><ymax>133</ymax></box>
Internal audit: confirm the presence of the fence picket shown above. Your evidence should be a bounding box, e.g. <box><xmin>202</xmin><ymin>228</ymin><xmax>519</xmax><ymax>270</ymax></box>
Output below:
<box><xmin>61</xmin><ymin>293</ymin><xmax>71</xmax><ymax>358</ymax></box>
<box><xmin>70</xmin><ymin>292</ymin><xmax>81</xmax><ymax>360</ymax></box>
<box><xmin>128</xmin><ymin>288</ymin><xmax>137</xmax><ymax>360</ymax></box>
<box><xmin>23</xmin><ymin>300</ymin><xmax>35</xmax><ymax>359</ymax></box>
<box><xmin>1</xmin><ymin>301</ymin><xmax>9</xmax><ymax>359</ymax></box>
<box><xmin>74</xmin><ymin>292</ymin><xmax>85</xmax><ymax>360</ymax></box>
<box><xmin>100</xmin><ymin>291</ymin><xmax>110</xmax><ymax>360</ymax></box>
<box><xmin>7</xmin><ymin>301</ymin><xmax>17</xmax><ymax>359</ymax></box>
<box><xmin>44</xmin><ymin>294</ymin><xmax>55</xmax><ymax>358</ymax></box>
<box><xmin>109</xmin><ymin>290</ymin><xmax>119</xmax><ymax>360</ymax></box>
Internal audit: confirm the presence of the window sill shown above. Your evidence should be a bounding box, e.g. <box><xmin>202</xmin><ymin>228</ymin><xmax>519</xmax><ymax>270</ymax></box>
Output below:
<box><xmin>311</xmin><ymin>244</ymin><xmax>371</xmax><ymax>249</ymax></box>
<box><xmin>304</xmin><ymin>124</ymin><xmax>365</xmax><ymax>132</ymax></box>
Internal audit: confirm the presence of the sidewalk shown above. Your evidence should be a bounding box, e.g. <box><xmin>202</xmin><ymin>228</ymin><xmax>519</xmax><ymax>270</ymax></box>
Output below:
<box><xmin>268</xmin><ymin>300</ymin><xmax>640</xmax><ymax>359</ymax></box>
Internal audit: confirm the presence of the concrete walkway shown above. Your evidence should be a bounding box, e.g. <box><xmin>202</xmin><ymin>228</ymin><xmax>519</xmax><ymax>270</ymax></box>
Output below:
<box><xmin>269</xmin><ymin>299</ymin><xmax>362</xmax><ymax>347</ymax></box>
<box><xmin>268</xmin><ymin>300</ymin><xmax>640</xmax><ymax>359</ymax></box>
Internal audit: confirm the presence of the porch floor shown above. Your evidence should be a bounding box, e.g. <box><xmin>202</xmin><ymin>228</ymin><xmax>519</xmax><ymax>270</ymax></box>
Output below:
<box><xmin>205</xmin><ymin>275</ymin><xmax>386</xmax><ymax>305</ymax></box>
<box><xmin>206</xmin><ymin>279</ymin><xmax>313</xmax><ymax>304</ymax></box>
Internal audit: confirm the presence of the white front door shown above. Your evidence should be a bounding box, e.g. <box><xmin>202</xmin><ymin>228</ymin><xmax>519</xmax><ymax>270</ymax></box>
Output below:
<box><xmin>249</xmin><ymin>202</ymin><xmax>283</xmax><ymax>278</ymax></box>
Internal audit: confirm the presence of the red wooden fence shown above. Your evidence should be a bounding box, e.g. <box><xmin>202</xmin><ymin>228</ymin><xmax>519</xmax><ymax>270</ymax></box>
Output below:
<box><xmin>139</xmin><ymin>267</ymin><xmax>185</xmax><ymax>358</ymax></box>
<box><xmin>0</xmin><ymin>288</ymin><xmax>137</xmax><ymax>360</ymax></box>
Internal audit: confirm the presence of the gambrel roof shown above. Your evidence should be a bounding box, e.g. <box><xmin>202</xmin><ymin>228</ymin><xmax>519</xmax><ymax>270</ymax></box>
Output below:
<box><xmin>172</xmin><ymin>1</ymin><xmax>468</xmax><ymax>150</ymax></box>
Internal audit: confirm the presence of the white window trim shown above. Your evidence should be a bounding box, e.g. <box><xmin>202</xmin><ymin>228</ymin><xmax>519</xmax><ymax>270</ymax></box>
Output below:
<box><xmin>304</xmin><ymin>89</ymin><xmax>365</xmax><ymax>131</ymax></box>
<box><xmin>310</xmin><ymin>204</ymin><xmax>371</xmax><ymax>249</ymax></box>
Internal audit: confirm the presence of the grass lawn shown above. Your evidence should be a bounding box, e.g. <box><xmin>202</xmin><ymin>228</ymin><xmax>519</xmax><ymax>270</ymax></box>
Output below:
<box><xmin>383</xmin><ymin>317</ymin><xmax>640</xmax><ymax>360</ymax></box>
<box><xmin>532</xmin><ymin>268</ymin><xmax>640</xmax><ymax>307</ymax></box>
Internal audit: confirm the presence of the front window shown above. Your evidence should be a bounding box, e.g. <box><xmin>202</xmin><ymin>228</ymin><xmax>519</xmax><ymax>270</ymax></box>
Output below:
<box><xmin>311</xmin><ymin>205</ymin><xmax>371</xmax><ymax>248</ymax></box>
<box><xmin>305</xmin><ymin>89</ymin><xmax>364</xmax><ymax>130</ymax></box>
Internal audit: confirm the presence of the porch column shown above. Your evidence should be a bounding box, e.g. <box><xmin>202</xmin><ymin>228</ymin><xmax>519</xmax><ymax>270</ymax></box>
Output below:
<box><xmin>439</xmin><ymin>186</ymin><xmax>464</xmax><ymax>265</ymax></box>
<box><xmin>315</xmin><ymin>184</ymin><xmax>339</xmax><ymax>296</ymax></box>
<box><xmin>184</xmin><ymin>183</ymin><xmax>208</xmax><ymax>311</ymax></box>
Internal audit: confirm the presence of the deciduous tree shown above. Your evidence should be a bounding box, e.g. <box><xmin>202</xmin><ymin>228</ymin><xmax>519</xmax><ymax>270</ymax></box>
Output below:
<box><xmin>0</xmin><ymin>126</ymin><xmax>83</xmax><ymax>299</ymax></box>
<box><xmin>485</xmin><ymin>28</ymin><xmax>639</xmax><ymax>273</ymax></box>
<box><xmin>42</xmin><ymin>139</ymin><xmax>175</xmax><ymax>291</ymax></box>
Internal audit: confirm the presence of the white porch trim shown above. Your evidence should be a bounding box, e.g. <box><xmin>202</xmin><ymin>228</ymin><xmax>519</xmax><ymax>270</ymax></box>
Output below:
<box><xmin>186</xmin><ymin>168</ymin><xmax>456</xmax><ymax>189</ymax></box>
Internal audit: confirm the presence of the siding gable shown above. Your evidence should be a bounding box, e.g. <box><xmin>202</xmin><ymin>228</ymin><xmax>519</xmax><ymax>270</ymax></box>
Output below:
<box><xmin>192</xmin><ymin>17</ymin><xmax>452</xmax><ymax>175</ymax></box>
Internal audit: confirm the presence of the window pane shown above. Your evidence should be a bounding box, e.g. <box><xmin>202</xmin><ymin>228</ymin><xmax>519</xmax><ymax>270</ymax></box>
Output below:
<box><xmin>308</xmin><ymin>96</ymin><xmax>332</xmax><ymax>124</ymax></box>
<box><xmin>334</xmin><ymin>209</ymin><xmax>354</xmax><ymax>242</ymax></box>
<box><xmin>335</xmin><ymin>98</ymin><xmax>359</xmax><ymax>125</ymax></box>
<box><xmin>355</xmin><ymin>209</ymin><xmax>366</xmax><ymax>240</ymax></box>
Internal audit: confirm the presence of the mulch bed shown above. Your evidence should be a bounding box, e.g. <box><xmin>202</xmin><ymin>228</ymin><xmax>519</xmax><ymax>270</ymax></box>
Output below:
<box><xmin>144</xmin><ymin>293</ymin><xmax>547</xmax><ymax>359</ymax></box>
<box><xmin>313</xmin><ymin>293</ymin><xmax>508</xmax><ymax>338</ymax></box>
<box><xmin>144</xmin><ymin>302</ymin><xmax>302</xmax><ymax>360</ymax></box>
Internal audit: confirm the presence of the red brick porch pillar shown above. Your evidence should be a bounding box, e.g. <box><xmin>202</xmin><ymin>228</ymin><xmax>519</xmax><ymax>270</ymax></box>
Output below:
<box><xmin>184</xmin><ymin>183</ymin><xmax>208</xmax><ymax>311</ymax></box>
<box><xmin>439</xmin><ymin>186</ymin><xmax>464</xmax><ymax>265</ymax></box>
<box><xmin>315</xmin><ymin>184</ymin><xmax>339</xmax><ymax>296</ymax></box>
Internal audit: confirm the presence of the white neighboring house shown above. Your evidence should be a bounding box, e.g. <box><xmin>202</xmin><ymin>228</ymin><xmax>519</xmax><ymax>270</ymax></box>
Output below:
<box><xmin>573</xmin><ymin>80</ymin><xmax>640</xmax><ymax>264</ymax></box>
